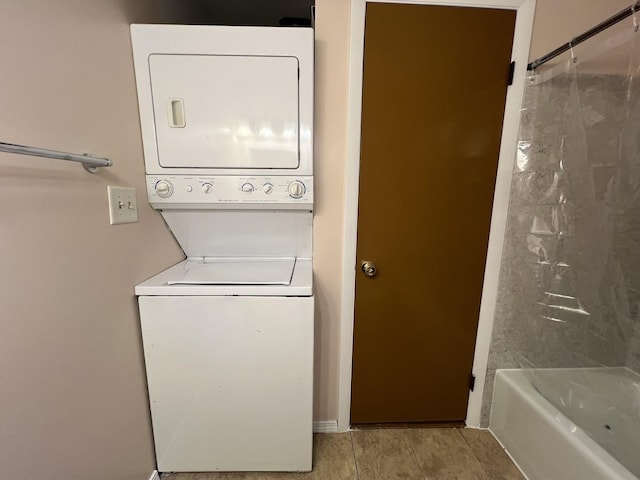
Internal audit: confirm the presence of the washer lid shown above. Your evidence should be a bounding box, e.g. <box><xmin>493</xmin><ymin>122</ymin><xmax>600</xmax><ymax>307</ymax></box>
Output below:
<box><xmin>135</xmin><ymin>258</ymin><xmax>312</xmax><ymax>296</ymax></box>
<box><xmin>167</xmin><ymin>257</ymin><xmax>295</xmax><ymax>286</ymax></box>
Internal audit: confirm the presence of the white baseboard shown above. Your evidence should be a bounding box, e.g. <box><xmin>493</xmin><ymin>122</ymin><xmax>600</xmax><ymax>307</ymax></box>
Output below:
<box><xmin>148</xmin><ymin>470</ymin><xmax>160</xmax><ymax>480</ymax></box>
<box><xmin>313</xmin><ymin>420</ymin><xmax>338</xmax><ymax>433</ymax></box>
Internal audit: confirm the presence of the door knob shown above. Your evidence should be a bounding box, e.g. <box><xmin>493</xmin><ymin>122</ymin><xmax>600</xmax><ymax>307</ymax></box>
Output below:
<box><xmin>361</xmin><ymin>260</ymin><xmax>377</xmax><ymax>277</ymax></box>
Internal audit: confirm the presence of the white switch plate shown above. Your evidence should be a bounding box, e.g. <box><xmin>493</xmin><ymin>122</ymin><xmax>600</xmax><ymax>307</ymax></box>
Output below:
<box><xmin>107</xmin><ymin>186</ymin><xmax>138</xmax><ymax>225</ymax></box>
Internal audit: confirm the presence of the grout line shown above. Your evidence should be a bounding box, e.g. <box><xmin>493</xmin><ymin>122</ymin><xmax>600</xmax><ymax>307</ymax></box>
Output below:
<box><xmin>349</xmin><ymin>431</ymin><xmax>362</xmax><ymax>480</ymax></box>
<box><xmin>458</xmin><ymin>428</ymin><xmax>493</xmax><ymax>480</ymax></box>
<box><xmin>404</xmin><ymin>428</ymin><xmax>427</xmax><ymax>480</ymax></box>
<box><xmin>458</xmin><ymin>427</ymin><xmax>472</xmax><ymax>448</ymax></box>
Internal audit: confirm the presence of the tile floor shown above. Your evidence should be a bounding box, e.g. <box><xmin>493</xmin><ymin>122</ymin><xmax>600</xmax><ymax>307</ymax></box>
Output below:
<box><xmin>160</xmin><ymin>428</ymin><xmax>524</xmax><ymax>480</ymax></box>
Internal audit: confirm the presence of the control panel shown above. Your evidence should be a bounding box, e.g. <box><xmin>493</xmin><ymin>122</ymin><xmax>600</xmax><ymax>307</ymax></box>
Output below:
<box><xmin>146</xmin><ymin>175</ymin><xmax>313</xmax><ymax>210</ymax></box>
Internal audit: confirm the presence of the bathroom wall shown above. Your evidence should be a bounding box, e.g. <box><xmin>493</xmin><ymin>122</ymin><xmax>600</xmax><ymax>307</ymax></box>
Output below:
<box><xmin>482</xmin><ymin>0</ymin><xmax>640</xmax><ymax>424</ymax></box>
<box><xmin>311</xmin><ymin>0</ymin><xmax>351</xmax><ymax>422</ymax></box>
<box><xmin>528</xmin><ymin>0</ymin><xmax>636</xmax><ymax>61</ymax></box>
<box><xmin>0</xmin><ymin>1</ymin><xmax>184</xmax><ymax>478</ymax></box>
<box><xmin>0</xmin><ymin>8</ymin><xmax>351</xmax><ymax>480</ymax></box>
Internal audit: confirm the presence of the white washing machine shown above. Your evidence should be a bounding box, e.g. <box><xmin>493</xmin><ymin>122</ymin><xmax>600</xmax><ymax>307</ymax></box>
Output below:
<box><xmin>130</xmin><ymin>25</ymin><xmax>314</xmax><ymax>473</ymax></box>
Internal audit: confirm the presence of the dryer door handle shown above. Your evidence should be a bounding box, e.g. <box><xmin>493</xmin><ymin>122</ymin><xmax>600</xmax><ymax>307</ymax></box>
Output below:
<box><xmin>167</xmin><ymin>98</ymin><xmax>186</xmax><ymax>128</ymax></box>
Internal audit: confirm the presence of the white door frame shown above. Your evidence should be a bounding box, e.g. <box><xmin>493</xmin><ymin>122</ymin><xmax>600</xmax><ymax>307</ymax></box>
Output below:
<box><xmin>338</xmin><ymin>0</ymin><xmax>536</xmax><ymax>431</ymax></box>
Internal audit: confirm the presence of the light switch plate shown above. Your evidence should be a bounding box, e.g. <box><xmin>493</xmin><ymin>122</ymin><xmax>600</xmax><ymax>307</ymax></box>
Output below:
<box><xmin>107</xmin><ymin>186</ymin><xmax>138</xmax><ymax>225</ymax></box>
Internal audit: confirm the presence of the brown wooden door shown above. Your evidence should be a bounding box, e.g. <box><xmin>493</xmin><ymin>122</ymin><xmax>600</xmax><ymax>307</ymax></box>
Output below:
<box><xmin>351</xmin><ymin>3</ymin><xmax>516</xmax><ymax>424</ymax></box>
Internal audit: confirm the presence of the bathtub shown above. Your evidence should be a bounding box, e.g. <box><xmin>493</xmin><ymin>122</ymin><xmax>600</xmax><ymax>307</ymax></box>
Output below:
<box><xmin>489</xmin><ymin>368</ymin><xmax>640</xmax><ymax>480</ymax></box>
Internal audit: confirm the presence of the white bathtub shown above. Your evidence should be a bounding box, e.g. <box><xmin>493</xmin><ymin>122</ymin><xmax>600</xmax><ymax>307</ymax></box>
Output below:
<box><xmin>490</xmin><ymin>368</ymin><xmax>640</xmax><ymax>480</ymax></box>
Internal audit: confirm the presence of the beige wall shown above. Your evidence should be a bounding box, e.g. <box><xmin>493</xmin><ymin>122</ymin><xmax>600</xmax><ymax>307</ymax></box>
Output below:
<box><xmin>0</xmin><ymin>3</ymin><xmax>352</xmax><ymax>477</ymax></box>
<box><xmin>312</xmin><ymin>0</ymin><xmax>351</xmax><ymax>422</ymax></box>
<box><xmin>529</xmin><ymin>0</ymin><xmax>633</xmax><ymax>62</ymax></box>
<box><xmin>0</xmin><ymin>1</ymin><xmax>183</xmax><ymax>479</ymax></box>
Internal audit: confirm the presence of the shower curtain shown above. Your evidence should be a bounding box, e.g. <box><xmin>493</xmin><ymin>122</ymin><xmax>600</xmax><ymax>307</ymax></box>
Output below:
<box><xmin>483</xmin><ymin>7</ymin><xmax>640</xmax><ymax>436</ymax></box>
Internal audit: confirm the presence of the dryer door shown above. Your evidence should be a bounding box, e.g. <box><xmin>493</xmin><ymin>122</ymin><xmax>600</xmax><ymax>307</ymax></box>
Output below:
<box><xmin>149</xmin><ymin>54</ymin><xmax>300</xmax><ymax>169</ymax></box>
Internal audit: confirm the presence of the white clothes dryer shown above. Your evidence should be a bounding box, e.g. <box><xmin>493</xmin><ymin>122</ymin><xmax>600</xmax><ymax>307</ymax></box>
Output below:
<box><xmin>131</xmin><ymin>25</ymin><xmax>314</xmax><ymax>473</ymax></box>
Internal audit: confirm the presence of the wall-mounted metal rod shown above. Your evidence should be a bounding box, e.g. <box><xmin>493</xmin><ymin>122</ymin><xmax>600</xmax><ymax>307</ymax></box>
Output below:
<box><xmin>528</xmin><ymin>1</ymin><xmax>640</xmax><ymax>71</ymax></box>
<box><xmin>0</xmin><ymin>141</ymin><xmax>113</xmax><ymax>173</ymax></box>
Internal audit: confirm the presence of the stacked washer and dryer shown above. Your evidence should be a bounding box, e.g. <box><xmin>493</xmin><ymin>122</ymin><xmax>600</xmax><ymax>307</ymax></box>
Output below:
<box><xmin>130</xmin><ymin>25</ymin><xmax>314</xmax><ymax>473</ymax></box>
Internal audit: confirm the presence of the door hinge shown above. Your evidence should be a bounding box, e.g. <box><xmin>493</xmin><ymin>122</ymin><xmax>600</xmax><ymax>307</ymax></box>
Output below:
<box><xmin>507</xmin><ymin>61</ymin><xmax>515</xmax><ymax>86</ymax></box>
<box><xmin>469</xmin><ymin>373</ymin><xmax>476</xmax><ymax>392</ymax></box>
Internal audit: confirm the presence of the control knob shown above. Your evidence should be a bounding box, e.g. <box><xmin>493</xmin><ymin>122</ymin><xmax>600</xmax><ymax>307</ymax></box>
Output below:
<box><xmin>263</xmin><ymin>183</ymin><xmax>274</xmax><ymax>194</ymax></box>
<box><xmin>241</xmin><ymin>182</ymin><xmax>255</xmax><ymax>193</ymax></box>
<box><xmin>155</xmin><ymin>180</ymin><xmax>174</xmax><ymax>198</ymax></box>
<box><xmin>288</xmin><ymin>180</ymin><xmax>306</xmax><ymax>199</ymax></box>
<box><xmin>202</xmin><ymin>182</ymin><xmax>213</xmax><ymax>194</ymax></box>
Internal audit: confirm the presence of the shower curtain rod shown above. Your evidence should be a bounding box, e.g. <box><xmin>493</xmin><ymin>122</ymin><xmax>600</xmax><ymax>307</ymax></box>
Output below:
<box><xmin>528</xmin><ymin>1</ymin><xmax>640</xmax><ymax>71</ymax></box>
